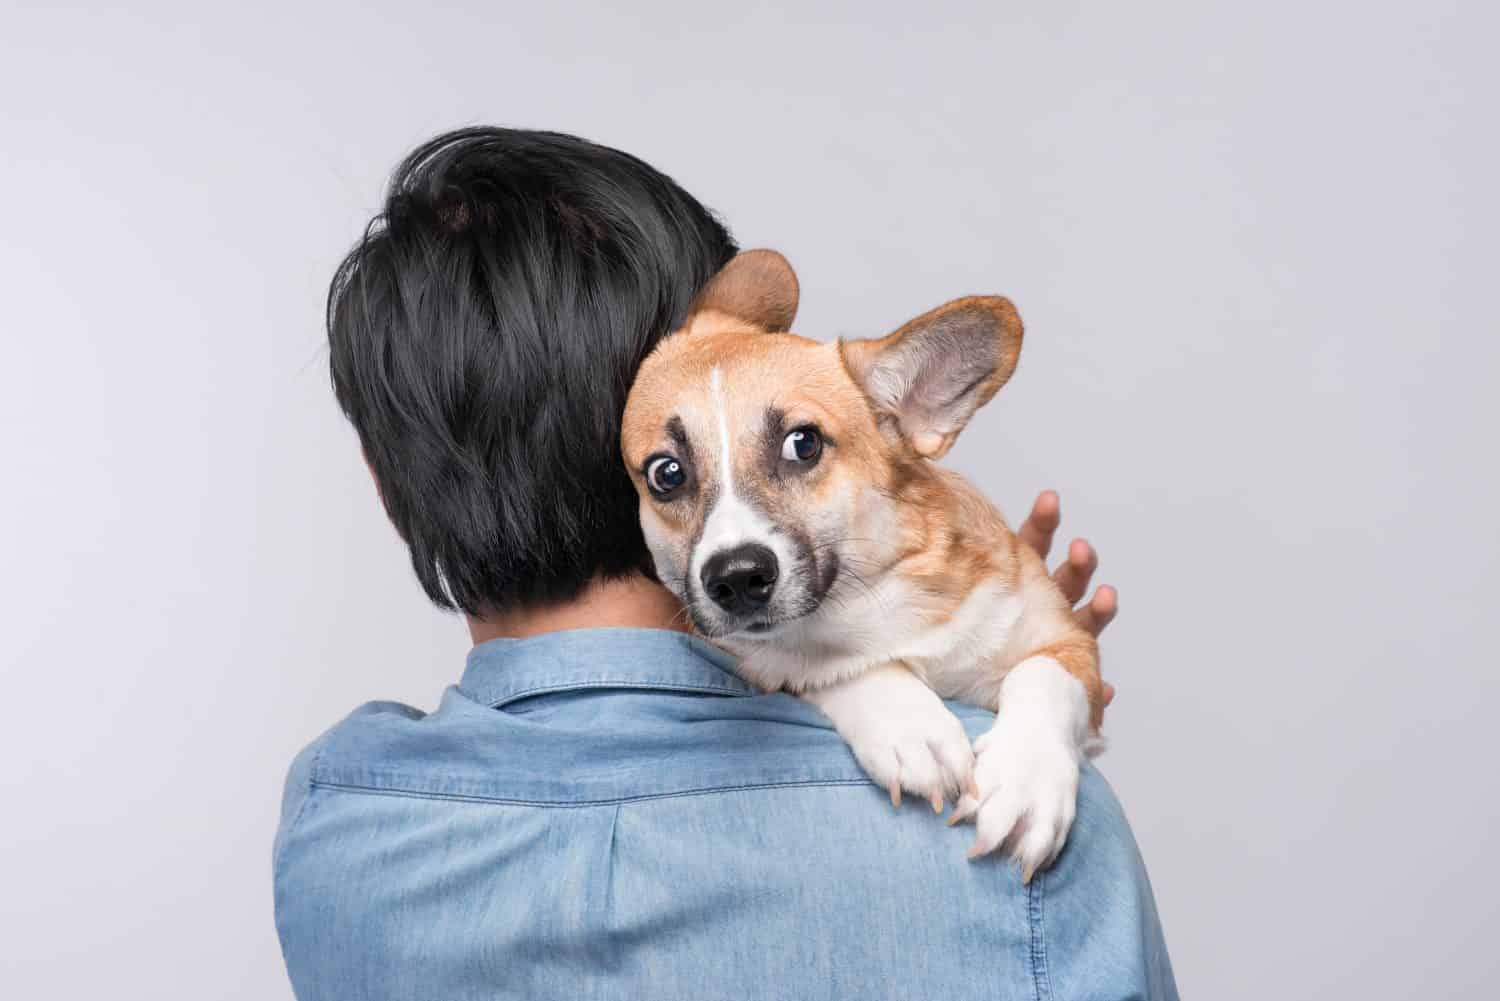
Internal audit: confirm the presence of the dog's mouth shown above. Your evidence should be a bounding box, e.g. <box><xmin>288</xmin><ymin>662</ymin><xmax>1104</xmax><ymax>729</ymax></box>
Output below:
<box><xmin>691</xmin><ymin>599</ymin><xmax>822</xmax><ymax>642</ymax></box>
<box><xmin>738</xmin><ymin>607</ymin><xmax>816</xmax><ymax>636</ymax></box>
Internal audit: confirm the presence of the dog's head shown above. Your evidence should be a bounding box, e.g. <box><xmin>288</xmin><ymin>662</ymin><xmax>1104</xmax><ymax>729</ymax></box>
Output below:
<box><xmin>621</xmin><ymin>250</ymin><xmax>1023</xmax><ymax>646</ymax></box>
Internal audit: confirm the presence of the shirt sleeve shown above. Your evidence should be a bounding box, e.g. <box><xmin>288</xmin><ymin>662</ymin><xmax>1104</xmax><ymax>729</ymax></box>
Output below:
<box><xmin>272</xmin><ymin>733</ymin><xmax>325</xmax><ymax>880</ymax></box>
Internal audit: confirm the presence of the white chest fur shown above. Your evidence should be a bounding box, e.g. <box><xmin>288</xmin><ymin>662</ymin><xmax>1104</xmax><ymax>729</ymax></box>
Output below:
<box><xmin>728</xmin><ymin>575</ymin><xmax>1025</xmax><ymax>707</ymax></box>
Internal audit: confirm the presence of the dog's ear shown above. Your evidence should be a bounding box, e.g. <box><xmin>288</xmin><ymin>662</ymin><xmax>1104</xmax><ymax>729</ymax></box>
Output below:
<box><xmin>841</xmin><ymin>296</ymin><xmax>1023</xmax><ymax>459</ymax></box>
<box><xmin>683</xmin><ymin>249</ymin><xmax>800</xmax><ymax>336</ymax></box>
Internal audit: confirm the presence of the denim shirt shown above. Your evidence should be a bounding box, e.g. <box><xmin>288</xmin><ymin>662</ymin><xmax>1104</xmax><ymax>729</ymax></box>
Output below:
<box><xmin>274</xmin><ymin>628</ymin><xmax>1176</xmax><ymax>1000</ymax></box>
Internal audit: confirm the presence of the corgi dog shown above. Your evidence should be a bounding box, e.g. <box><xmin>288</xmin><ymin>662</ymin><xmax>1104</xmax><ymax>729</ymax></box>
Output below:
<box><xmin>621</xmin><ymin>250</ymin><xmax>1106</xmax><ymax>880</ymax></box>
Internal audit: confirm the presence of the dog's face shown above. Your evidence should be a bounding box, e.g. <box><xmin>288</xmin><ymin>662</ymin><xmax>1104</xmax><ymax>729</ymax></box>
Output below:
<box><xmin>621</xmin><ymin>250</ymin><xmax>1023</xmax><ymax>646</ymax></box>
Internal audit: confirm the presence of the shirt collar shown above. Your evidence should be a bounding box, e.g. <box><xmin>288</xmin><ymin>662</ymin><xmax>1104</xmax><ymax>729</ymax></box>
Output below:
<box><xmin>459</xmin><ymin>627</ymin><xmax>756</xmax><ymax>709</ymax></box>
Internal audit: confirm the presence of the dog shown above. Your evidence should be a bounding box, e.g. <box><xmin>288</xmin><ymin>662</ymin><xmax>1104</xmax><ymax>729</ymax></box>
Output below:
<box><xmin>621</xmin><ymin>250</ymin><xmax>1106</xmax><ymax>880</ymax></box>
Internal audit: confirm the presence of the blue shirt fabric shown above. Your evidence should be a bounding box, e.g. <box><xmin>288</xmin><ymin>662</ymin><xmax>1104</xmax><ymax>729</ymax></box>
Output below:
<box><xmin>274</xmin><ymin>628</ymin><xmax>1177</xmax><ymax>1000</ymax></box>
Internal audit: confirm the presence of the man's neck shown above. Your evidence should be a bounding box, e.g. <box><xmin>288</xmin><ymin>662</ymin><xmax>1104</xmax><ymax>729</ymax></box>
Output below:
<box><xmin>467</xmin><ymin>573</ymin><xmax>690</xmax><ymax>645</ymax></box>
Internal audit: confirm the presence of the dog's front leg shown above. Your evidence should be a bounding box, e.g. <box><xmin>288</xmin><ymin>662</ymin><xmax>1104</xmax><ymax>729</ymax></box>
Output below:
<box><xmin>952</xmin><ymin>647</ymin><xmax>1093</xmax><ymax>881</ymax></box>
<box><xmin>804</xmin><ymin>663</ymin><xmax>975</xmax><ymax>813</ymax></box>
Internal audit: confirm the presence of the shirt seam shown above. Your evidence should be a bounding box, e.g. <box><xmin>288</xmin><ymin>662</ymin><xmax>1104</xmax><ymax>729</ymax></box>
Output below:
<box><xmin>308</xmin><ymin>776</ymin><xmax>870</xmax><ymax>807</ymax></box>
<box><xmin>1028</xmin><ymin>870</ymin><xmax>1052</xmax><ymax>1001</ymax></box>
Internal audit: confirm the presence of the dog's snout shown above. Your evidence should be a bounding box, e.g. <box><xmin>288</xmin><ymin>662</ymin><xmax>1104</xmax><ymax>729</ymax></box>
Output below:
<box><xmin>701</xmin><ymin>544</ymin><xmax>779</xmax><ymax>613</ymax></box>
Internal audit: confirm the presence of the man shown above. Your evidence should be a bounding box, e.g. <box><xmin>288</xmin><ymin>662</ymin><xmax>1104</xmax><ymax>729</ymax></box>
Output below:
<box><xmin>275</xmin><ymin>127</ymin><xmax>1176</xmax><ymax>999</ymax></box>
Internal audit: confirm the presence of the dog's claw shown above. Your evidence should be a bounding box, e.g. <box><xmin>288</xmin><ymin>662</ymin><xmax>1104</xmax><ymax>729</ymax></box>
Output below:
<box><xmin>930</xmin><ymin>790</ymin><xmax>944</xmax><ymax>813</ymax></box>
<box><xmin>948</xmin><ymin>793</ymin><xmax>979</xmax><ymax>827</ymax></box>
<box><xmin>889</xmin><ymin>778</ymin><xmax>901</xmax><ymax>809</ymax></box>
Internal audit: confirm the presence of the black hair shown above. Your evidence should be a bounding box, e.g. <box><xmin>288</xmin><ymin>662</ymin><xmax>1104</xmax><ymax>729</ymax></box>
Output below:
<box><xmin>327</xmin><ymin>127</ymin><xmax>737</xmax><ymax>614</ymax></box>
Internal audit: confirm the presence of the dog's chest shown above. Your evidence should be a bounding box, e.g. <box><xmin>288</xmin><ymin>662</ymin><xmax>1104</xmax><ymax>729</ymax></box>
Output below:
<box><xmin>737</xmin><ymin>575</ymin><xmax>1024</xmax><ymax>705</ymax></box>
<box><xmin>890</xmin><ymin>580</ymin><xmax>1024</xmax><ymax>706</ymax></box>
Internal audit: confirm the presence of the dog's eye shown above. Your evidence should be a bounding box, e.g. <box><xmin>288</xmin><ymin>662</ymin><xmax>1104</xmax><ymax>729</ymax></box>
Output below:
<box><xmin>645</xmin><ymin>455</ymin><xmax>688</xmax><ymax>497</ymax></box>
<box><xmin>781</xmin><ymin>426</ymin><xmax>823</xmax><ymax>464</ymax></box>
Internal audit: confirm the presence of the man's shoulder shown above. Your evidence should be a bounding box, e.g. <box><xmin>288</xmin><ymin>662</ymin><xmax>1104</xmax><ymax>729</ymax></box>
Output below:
<box><xmin>273</xmin><ymin>682</ymin><xmax>1129</xmax><ymax>882</ymax></box>
<box><xmin>271</xmin><ymin>687</ymin><xmax>1138</xmax><ymax>829</ymax></box>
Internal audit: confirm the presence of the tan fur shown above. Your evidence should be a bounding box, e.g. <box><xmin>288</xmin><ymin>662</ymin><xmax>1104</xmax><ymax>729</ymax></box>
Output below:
<box><xmin>684</xmin><ymin>248</ymin><xmax>800</xmax><ymax>336</ymax></box>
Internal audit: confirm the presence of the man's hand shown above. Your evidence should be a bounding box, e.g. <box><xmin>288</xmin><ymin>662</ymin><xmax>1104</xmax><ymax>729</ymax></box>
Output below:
<box><xmin>1017</xmin><ymin>490</ymin><xmax>1118</xmax><ymax>708</ymax></box>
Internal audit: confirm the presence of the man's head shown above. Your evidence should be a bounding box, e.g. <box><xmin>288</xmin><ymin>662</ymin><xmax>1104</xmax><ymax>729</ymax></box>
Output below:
<box><xmin>328</xmin><ymin>127</ymin><xmax>737</xmax><ymax>614</ymax></box>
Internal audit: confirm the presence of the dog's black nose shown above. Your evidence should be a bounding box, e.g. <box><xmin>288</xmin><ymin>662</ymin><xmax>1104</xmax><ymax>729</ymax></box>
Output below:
<box><xmin>701</xmin><ymin>544</ymin><xmax>779</xmax><ymax>613</ymax></box>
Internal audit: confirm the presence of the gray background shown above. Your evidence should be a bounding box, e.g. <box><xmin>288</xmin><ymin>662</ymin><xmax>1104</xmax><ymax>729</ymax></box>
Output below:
<box><xmin>3</xmin><ymin>1</ymin><xmax>1495</xmax><ymax>997</ymax></box>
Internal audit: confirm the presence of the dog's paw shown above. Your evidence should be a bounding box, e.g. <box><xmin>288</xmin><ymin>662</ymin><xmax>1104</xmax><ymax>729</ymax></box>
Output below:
<box><xmin>951</xmin><ymin>718</ymin><xmax>1081</xmax><ymax>881</ymax></box>
<box><xmin>840</xmin><ymin>696</ymin><xmax>975</xmax><ymax>814</ymax></box>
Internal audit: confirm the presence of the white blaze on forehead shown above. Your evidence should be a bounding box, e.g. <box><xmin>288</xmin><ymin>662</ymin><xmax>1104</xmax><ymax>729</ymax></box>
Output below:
<box><xmin>691</xmin><ymin>366</ymin><xmax>793</xmax><ymax>585</ymax></box>
<box><xmin>712</xmin><ymin>367</ymin><xmax>734</xmax><ymax>496</ymax></box>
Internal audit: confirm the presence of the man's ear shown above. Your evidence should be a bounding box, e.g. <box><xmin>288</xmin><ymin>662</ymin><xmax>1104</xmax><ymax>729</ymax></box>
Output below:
<box><xmin>840</xmin><ymin>296</ymin><xmax>1023</xmax><ymax>459</ymax></box>
<box><xmin>683</xmin><ymin>249</ymin><xmax>800</xmax><ymax>336</ymax></box>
